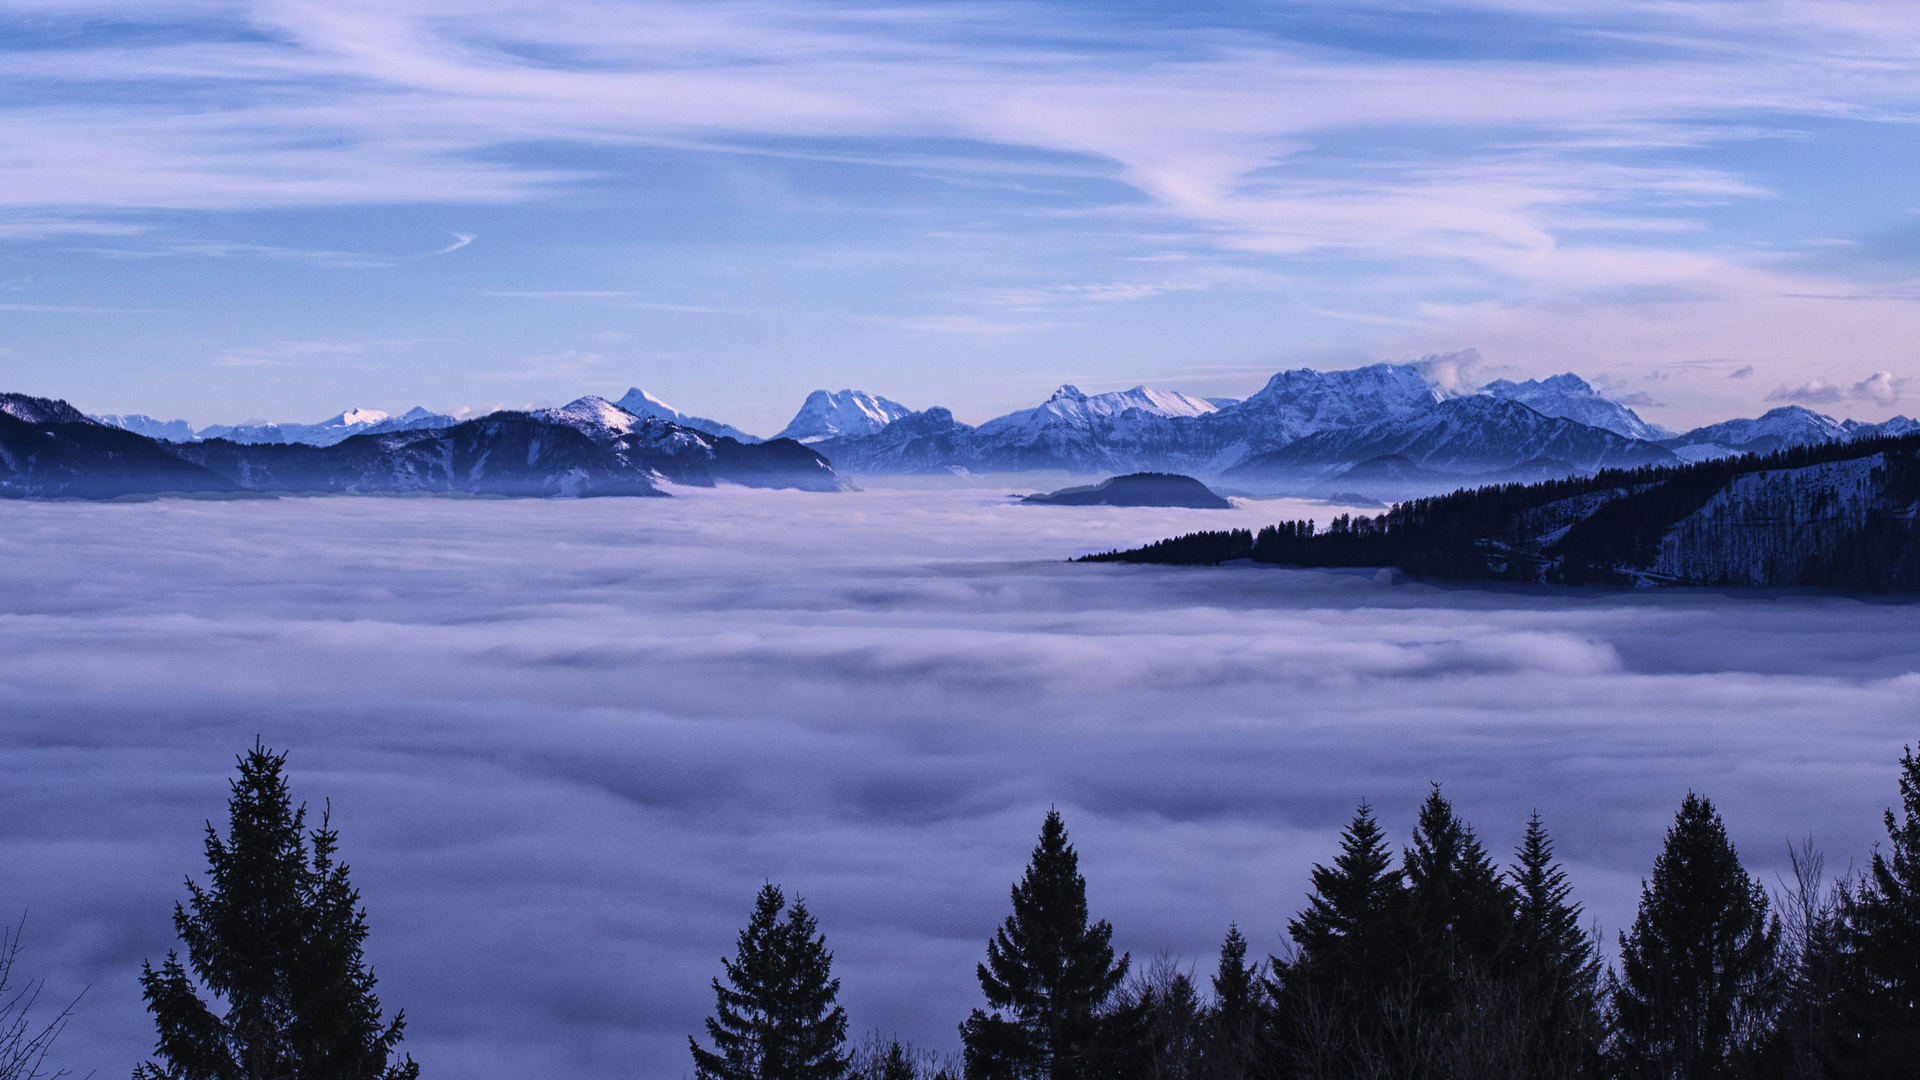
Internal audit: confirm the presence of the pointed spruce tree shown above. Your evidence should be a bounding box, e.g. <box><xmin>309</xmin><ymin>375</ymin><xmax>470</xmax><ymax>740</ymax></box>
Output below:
<box><xmin>692</xmin><ymin>883</ymin><xmax>850</xmax><ymax>1080</ymax></box>
<box><xmin>1508</xmin><ymin>811</ymin><xmax>1602</xmax><ymax>1077</ymax></box>
<box><xmin>1834</xmin><ymin>741</ymin><xmax>1920</xmax><ymax>1075</ymax></box>
<box><xmin>1205</xmin><ymin>925</ymin><xmax>1261</xmax><ymax>1079</ymax></box>
<box><xmin>1266</xmin><ymin>802</ymin><xmax>1412</xmax><ymax>1076</ymax></box>
<box><xmin>1608</xmin><ymin>792</ymin><xmax>1783</xmax><ymax>1080</ymax></box>
<box><xmin>1280</xmin><ymin>802</ymin><xmax>1410</xmax><ymax>991</ymax></box>
<box><xmin>960</xmin><ymin>809</ymin><xmax>1133</xmax><ymax>1080</ymax></box>
<box><xmin>133</xmin><ymin>742</ymin><xmax>416</xmax><ymax>1080</ymax></box>
<box><xmin>1402</xmin><ymin>785</ymin><xmax>1513</xmax><ymax>981</ymax></box>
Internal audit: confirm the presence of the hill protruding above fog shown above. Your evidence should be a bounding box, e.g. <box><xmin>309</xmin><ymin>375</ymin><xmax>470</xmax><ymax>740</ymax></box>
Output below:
<box><xmin>1022</xmin><ymin>472</ymin><xmax>1232</xmax><ymax>509</ymax></box>
<box><xmin>1084</xmin><ymin>431</ymin><xmax>1920</xmax><ymax>590</ymax></box>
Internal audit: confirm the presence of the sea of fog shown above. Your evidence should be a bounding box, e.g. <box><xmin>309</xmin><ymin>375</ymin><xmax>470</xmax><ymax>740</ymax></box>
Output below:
<box><xmin>0</xmin><ymin>485</ymin><xmax>1915</xmax><ymax>1079</ymax></box>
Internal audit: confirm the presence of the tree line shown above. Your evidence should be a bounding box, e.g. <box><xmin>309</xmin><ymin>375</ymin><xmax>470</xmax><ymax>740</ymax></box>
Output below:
<box><xmin>1077</xmin><ymin>432</ymin><xmax>1920</xmax><ymax>588</ymax></box>
<box><xmin>695</xmin><ymin>746</ymin><xmax>1920</xmax><ymax>1080</ymax></box>
<box><xmin>6</xmin><ymin>740</ymin><xmax>1914</xmax><ymax>1078</ymax></box>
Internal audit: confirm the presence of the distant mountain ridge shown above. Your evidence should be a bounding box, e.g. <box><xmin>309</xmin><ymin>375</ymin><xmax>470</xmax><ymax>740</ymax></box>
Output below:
<box><xmin>3</xmin><ymin>393</ymin><xmax>842</xmax><ymax>498</ymax></box>
<box><xmin>47</xmin><ymin>360</ymin><xmax>1920</xmax><ymax>494</ymax></box>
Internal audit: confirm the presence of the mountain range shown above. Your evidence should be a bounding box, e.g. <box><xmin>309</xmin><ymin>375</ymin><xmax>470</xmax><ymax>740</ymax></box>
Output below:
<box><xmin>5</xmin><ymin>393</ymin><xmax>841</xmax><ymax>499</ymax></box>
<box><xmin>62</xmin><ymin>359</ymin><xmax>1920</xmax><ymax>499</ymax></box>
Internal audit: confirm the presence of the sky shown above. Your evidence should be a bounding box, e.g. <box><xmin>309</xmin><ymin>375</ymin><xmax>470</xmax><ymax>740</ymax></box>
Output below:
<box><xmin>0</xmin><ymin>486</ymin><xmax>1915</xmax><ymax>1079</ymax></box>
<box><xmin>3</xmin><ymin>0</ymin><xmax>1920</xmax><ymax>433</ymax></box>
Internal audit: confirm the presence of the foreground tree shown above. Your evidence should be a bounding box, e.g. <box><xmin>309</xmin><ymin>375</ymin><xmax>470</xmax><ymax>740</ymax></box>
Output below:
<box><xmin>1831</xmin><ymin>742</ymin><xmax>1920</xmax><ymax>1076</ymax></box>
<box><xmin>0</xmin><ymin>917</ymin><xmax>82</xmax><ymax>1080</ymax></box>
<box><xmin>961</xmin><ymin>810</ymin><xmax>1135</xmax><ymax>1080</ymax></box>
<box><xmin>1506</xmin><ymin>813</ymin><xmax>1603</xmax><ymax>1078</ymax></box>
<box><xmin>1265</xmin><ymin>802</ymin><xmax>1414</xmax><ymax>1079</ymax></box>
<box><xmin>692</xmin><ymin>884</ymin><xmax>850</xmax><ymax>1080</ymax></box>
<box><xmin>1608</xmin><ymin>793</ymin><xmax>1781</xmax><ymax>1080</ymax></box>
<box><xmin>134</xmin><ymin>742</ymin><xmax>416</xmax><ymax>1080</ymax></box>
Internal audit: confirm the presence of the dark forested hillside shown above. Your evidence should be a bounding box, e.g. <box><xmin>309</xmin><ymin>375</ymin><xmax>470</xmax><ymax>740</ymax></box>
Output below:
<box><xmin>1081</xmin><ymin>433</ymin><xmax>1920</xmax><ymax>589</ymax></box>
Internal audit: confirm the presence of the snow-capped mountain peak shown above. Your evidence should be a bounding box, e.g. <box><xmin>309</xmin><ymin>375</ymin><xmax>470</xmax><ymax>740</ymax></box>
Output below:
<box><xmin>612</xmin><ymin>388</ymin><xmax>760</xmax><ymax>443</ymax></box>
<box><xmin>535</xmin><ymin>397</ymin><xmax>647</xmax><ymax>440</ymax></box>
<box><xmin>1664</xmin><ymin>404</ymin><xmax>1853</xmax><ymax>461</ymax></box>
<box><xmin>977</xmin><ymin>384</ymin><xmax>1219</xmax><ymax>437</ymax></box>
<box><xmin>324</xmin><ymin>408</ymin><xmax>390</xmax><ymax>427</ymax></box>
<box><xmin>1478</xmin><ymin>372</ymin><xmax>1666</xmax><ymax>441</ymax></box>
<box><xmin>775</xmin><ymin>389</ymin><xmax>913</xmax><ymax>443</ymax></box>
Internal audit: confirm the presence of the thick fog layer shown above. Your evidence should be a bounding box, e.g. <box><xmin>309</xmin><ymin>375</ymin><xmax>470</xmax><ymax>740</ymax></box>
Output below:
<box><xmin>0</xmin><ymin>488</ymin><xmax>1914</xmax><ymax>1079</ymax></box>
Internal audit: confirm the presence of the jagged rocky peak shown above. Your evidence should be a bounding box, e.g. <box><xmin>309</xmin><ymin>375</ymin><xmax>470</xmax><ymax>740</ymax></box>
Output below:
<box><xmin>776</xmin><ymin>389</ymin><xmax>913</xmax><ymax>443</ymax></box>
<box><xmin>977</xmin><ymin>383</ymin><xmax>1219</xmax><ymax>436</ymax></box>
<box><xmin>612</xmin><ymin>387</ymin><xmax>761</xmax><ymax>443</ymax></box>
<box><xmin>94</xmin><ymin>414</ymin><xmax>199</xmax><ymax>441</ymax></box>
<box><xmin>1231</xmin><ymin>363</ymin><xmax>1442</xmax><ymax>438</ymax></box>
<box><xmin>1478</xmin><ymin>372</ymin><xmax>1667</xmax><ymax>442</ymax></box>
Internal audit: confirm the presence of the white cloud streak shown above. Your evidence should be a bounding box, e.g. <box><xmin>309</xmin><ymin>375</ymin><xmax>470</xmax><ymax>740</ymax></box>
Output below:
<box><xmin>0</xmin><ymin>488</ymin><xmax>1913</xmax><ymax>1078</ymax></box>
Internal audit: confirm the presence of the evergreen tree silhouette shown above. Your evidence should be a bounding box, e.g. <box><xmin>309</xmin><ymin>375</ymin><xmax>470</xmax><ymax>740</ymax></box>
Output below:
<box><xmin>133</xmin><ymin>742</ymin><xmax>416</xmax><ymax>1080</ymax></box>
<box><xmin>1206</xmin><ymin>925</ymin><xmax>1261</xmax><ymax>1079</ymax></box>
<box><xmin>1509</xmin><ymin>811</ymin><xmax>1603</xmax><ymax>1076</ymax></box>
<box><xmin>692</xmin><ymin>884</ymin><xmax>850</xmax><ymax>1080</ymax></box>
<box><xmin>1835</xmin><ymin>742</ymin><xmax>1920</xmax><ymax>1075</ymax></box>
<box><xmin>1609</xmin><ymin>793</ymin><xmax>1782</xmax><ymax>1079</ymax></box>
<box><xmin>1281</xmin><ymin>802</ymin><xmax>1410</xmax><ymax>991</ymax></box>
<box><xmin>1402</xmin><ymin>785</ymin><xmax>1512</xmax><ymax>986</ymax></box>
<box><xmin>1266</xmin><ymin>802</ymin><xmax>1412</xmax><ymax>1077</ymax></box>
<box><xmin>960</xmin><ymin>810</ymin><xmax>1133</xmax><ymax>1080</ymax></box>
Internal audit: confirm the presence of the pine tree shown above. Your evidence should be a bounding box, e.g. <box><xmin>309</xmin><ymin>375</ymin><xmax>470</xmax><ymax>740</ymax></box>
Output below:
<box><xmin>1403</xmin><ymin>786</ymin><xmax>1512</xmax><ymax>979</ymax></box>
<box><xmin>692</xmin><ymin>884</ymin><xmax>850</xmax><ymax>1080</ymax></box>
<box><xmin>1608</xmin><ymin>793</ymin><xmax>1783</xmax><ymax>1079</ymax></box>
<box><xmin>1508</xmin><ymin>812</ymin><xmax>1602</xmax><ymax>1077</ymax></box>
<box><xmin>1204</xmin><ymin>926</ymin><xmax>1260</xmax><ymax>1079</ymax></box>
<box><xmin>1834</xmin><ymin>742</ymin><xmax>1920</xmax><ymax>1075</ymax></box>
<box><xmin>133</xmin><ymin>742</ymin><xmax>416</xmax><ymax>1080</ymax></box>
<box><xmin>960</xmin><ymin>810</ymin><xmax>1133</xmax><ymax>1080</ymax></box>
<box><xmin>1266</xmin><ymin>803</ymin><xmax>1413</xmax><ymax>1078</ymax></box>
<box><xmin>1281</xmin><ymin>802</ymin><xmax>1409</xmax><ymax>990</ymax></box>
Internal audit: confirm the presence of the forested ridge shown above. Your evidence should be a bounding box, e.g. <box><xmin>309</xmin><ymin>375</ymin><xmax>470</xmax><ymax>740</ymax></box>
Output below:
<box><xmin>18</xmin><ymin>740</ymin><xmax>1918</xmax><ymax>1079</ymax></box>
<box><xmin>1080</xmin><ymin>433</ymin><xmax>1920</xmax><ymax>589</ymax></box>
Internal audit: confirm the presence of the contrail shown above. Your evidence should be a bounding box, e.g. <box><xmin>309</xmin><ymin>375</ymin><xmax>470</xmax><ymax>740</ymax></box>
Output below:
<box><xmin>436</xmin><ymin>233</ymin><xmax>475</xmax><ymax>254</ymax></box>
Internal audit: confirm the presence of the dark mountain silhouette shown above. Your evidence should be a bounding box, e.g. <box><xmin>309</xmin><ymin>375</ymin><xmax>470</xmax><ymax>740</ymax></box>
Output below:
<box><xmin>1023</xmin><ymin>472</ymin><xmax>1232</xmax><ymax>509</ymax></box>
<box><xmin>1083</xmin><ymin>433</ymin><xmax>1920</xmax><ymax>589</ymax></box>
<box><xmin>0</xmin><ymin>397</ymin><xmax>236</xmax><ymax>498</ymax></box>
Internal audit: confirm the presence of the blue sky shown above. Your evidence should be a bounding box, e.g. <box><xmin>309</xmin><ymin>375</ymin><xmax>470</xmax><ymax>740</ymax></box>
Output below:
<box><xmin>3</xmin><ymin>0</ymin><xmax>1920</xmax><ymax>434</ymax></box>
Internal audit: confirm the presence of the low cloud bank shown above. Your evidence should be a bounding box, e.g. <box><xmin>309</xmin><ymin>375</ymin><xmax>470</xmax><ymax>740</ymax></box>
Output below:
<box><xmin>0</xmin><ymin>489</ymin><xmax>1913</xmax><ymax>1078</ymax></box>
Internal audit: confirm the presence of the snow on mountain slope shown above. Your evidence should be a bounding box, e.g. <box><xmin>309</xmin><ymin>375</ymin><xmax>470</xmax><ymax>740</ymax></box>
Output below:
<box><xmin>192</xmin><ymin>406</ymin><xmax>450</xmax><ymax>447</ymax></box>
<box><xmin>976</xmin><ymin>385</ymin><xmax>1218</xmax><ymax>437</ymax></box>
<box><xmin>1479</xmin><ymin>373</ymin><xmax>1667</xmax><ymax>441</ymax></box>
<box><xmin>1220</xmin><ymin>363</ymin><xmax>1441</xmax><ymax>445</ymax></box>
<box><xmin>2</xmin><ymin>393</ymin><xmax>96</xmax><ymax>426</ymax></box>
<box><xmin>1846</xmin><ymin>416</ymin><xmax>1920</xmax><ymax>439</ymax></box>
<box><xmin>1223</xmin><ymin>395</ymin><xmax>1676</xmax><ymax>492</ymax></box>
<box><xmin>812</xmin><ymin>364</ymin><xmax>1445</xmax><ymax>476</ymax></box>
<box><xmin>1663</xmin><ymin>405</ymin><xmax>1851</xmax><ymax>461</ymax></box>
<box><xmin>92</xmin><ymin>414</ymin><xmax>198</xmax><ymax>441</ymax></box>
<box><xmin>536</xmin><ymin>397</ymin><xmax>650</xmax><ymax>441</ymax></box>
<box><xmin>775</xmin><ymin>390</ymin><xmax>913</xmax><ymax>443</ymax></box>
<box><xmin>613</xmin><ymin>388</ymin><xmax>761</xmax><ymax>444</ymax></box>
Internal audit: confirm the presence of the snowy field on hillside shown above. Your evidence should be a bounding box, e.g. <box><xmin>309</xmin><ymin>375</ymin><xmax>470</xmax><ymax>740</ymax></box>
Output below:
<box><xmin>0</xmin><ymin>487</ymin><xmax>1915</xmax><ymax>1079</ymax></box>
